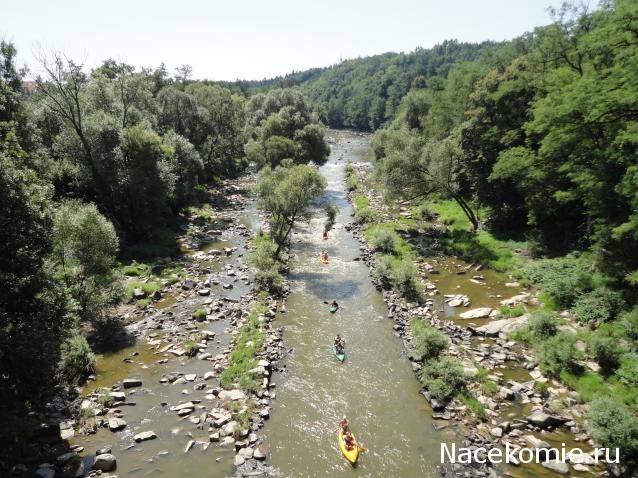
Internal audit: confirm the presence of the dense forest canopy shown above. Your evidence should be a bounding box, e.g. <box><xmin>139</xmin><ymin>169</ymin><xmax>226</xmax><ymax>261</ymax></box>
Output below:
<box><xmin>373</xmin><ymin>0</ymin><xmax>638</xmax><ymax>286</ymax></box>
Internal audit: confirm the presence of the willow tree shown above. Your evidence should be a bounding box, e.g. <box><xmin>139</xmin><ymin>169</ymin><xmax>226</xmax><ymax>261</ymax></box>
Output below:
<box><xmin>376</xmin><ymin>128</ymin><xmax>479</xmax><ymax>231</ymax></box>
<box><xmin>254</xmin><ymin>161</ymin><xmax>326</xmax><ymax>258</ymax></box>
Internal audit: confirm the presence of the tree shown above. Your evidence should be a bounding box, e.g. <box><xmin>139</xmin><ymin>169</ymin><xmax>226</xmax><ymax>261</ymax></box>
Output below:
<box><xmin>254</xmin><ymin>162</ymin><xmax>326</xmax><ymax>258</ymax></box>
<box><xmin>0</xmin><ymin>154</ymin><xmax>73</xmax><ymax>409</ymax></box>
<box><xmin>52</xmin><ymin>200</ymin><xmax>121</xmax><ymax>323</ymax></box>
<box><xmin>377</xmin><ymin>128</ymin><xmax>479</xmax><ymax>230</ymax></box>
<box><xmin>245</xmin><ymin>88</ymin><xmax>329</xmax><ymax>167</ymax></box>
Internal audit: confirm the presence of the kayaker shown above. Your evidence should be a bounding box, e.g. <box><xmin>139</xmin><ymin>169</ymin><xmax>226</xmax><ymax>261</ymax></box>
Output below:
<box><xmin>323</xmin><ymin>230</ymin><xmax>328</xmax><ymax>240</ymax></box>
<box><xmin>343</xmin><ymin>430</ymin><xmax>356</xmax><ymax>451</ymax></box>
<box><xmin>339</xmin><ymin>416</ymin><xmax>350</xmax><ymax>433</ymax></box>
<box><xmin>330</xmin><ymin>299</ymin><xmax>339</xmax><ymax>310</ymax></box>
<box><xmin>334</xmin><ymin>334</ymin><xmax>345</xmax><ymax>353</ymax></box>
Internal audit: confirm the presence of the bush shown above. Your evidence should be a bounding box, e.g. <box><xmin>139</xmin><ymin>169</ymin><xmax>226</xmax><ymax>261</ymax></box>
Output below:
<box><xmin>530</xmin><ymin>310</ymin><xmax>558</xmax><ymax>340</ymax></box>
<box><xmin>458</xmin><ymin>393</ymin><xmax>487</xmax><ymax>420</ymax></box>
<box><xmin>344</xmin><ymin>162</ymin><xmax>355</xmax><ymax>177</ymax></box>
<box><xmin>421</xmin><ymin>356</ymin><xmax>468</xmax><ymax>401</ymax></box>
<box><xmin>354</xmin><ymin>206</ymin><xmax>375</xmax><ymax>224</ymax></box>
<box><xmin>391</xmin><ymin>259</ymin><xmax>422</xmax><ymax>301</ymax></box>
<box><xmin>369</xmin><ymin>228</ymin><xmax>398</xmax><ymax>254</ymax></box>
<box><xmin>374</xmin><ymin>254</ymin><xmax>394</xmax><ymax>288</ymax></box>
<box><xmin>192</xmin><ymin>309</ymin><xmax>207</xmax><ymax>320</ymax></box>
<box><xmin>538</xmin><ymin>332</ymin><xmax>579</xmax><ymax>377</ymax></box>
<box><xmin>346</xmin><ymin>175</ymin><xmax>359</xmax><ymax>191</ymax></box>
<box><xmin>248</xmin><ymin>235</ymin><xmax>284</xmax><ymax>293</ymax></box>
<box><xmin>622</xmin><ymin>308</ymin><xmax>638</xmax><ymax>348</ymax></box>
<box><xmin>59</xmin><ymin>334</ymin><xmax>96</xmax><ymax>384</ymax></box>
<box><xmin>616</xmin><ymin>355</ymin><xmax>638</xmax><ymax>386</ymax></box>
<box><xmin>522</xmin><ymin>254</ymin><xmax>592</xmax><ymax>308</ymax></box>
<box><xmin>588</xmin><ymin>397</ymin><xmax>638</xmax><ymax>461</ymax></box>
<box><xmin>499</xmin><ymin>304</ymin><xmax>526</xmax><ymax>318</ymax></box>
<box><xmin>572</xmin><ymin>287</ymin><xmax>625</xmax><ymax>325</ymax></box>
<box><xmin>324</xmin><ymin>202</ymin><xmax>338</xmax><ymax>228</ymax></box>
<box><xmin>411</xmin><ymin>319</ymin><xmax>449</xmax><ymax>360</ymax></box>
<box><xmin>588</xmin><ymin>335</ymin><xmax>620</xmax><ymax>374</ymax></box>
<box><xmin>182</xmin><ymin>338</ymin><xmax>200</xmax><ymax>357</ymax></box>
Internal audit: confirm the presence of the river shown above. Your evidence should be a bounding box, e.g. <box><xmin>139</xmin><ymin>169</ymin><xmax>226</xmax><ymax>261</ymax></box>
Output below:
<box><xmin>263</xmin><ymin>132</ymin><xmax>453</xmax><ymax>477</ymax></box>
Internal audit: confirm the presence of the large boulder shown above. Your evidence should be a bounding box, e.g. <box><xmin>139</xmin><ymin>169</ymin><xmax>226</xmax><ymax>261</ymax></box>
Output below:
<box><xmin>122</xmin><ymin>378</ymin><xmax>142</xmax><ymax>389</ymax></box>
<box><xmin>475</xmin><ymin>315</ymin><xmax>530</xmax><ymax>337</ymax></box>
<box><xmin>527</xmin><ymin>411</ymin><xmax>568</xmax><ymax>429</ymax></box>
<box><xmin>134</xmin><ymin>431</ymin><xmax>157</xmax><ymax>442</ymax></box>
<box><xmin>459</xmin><ymin>307</ymin><xmax>493</xmax><ymax>319</ymax></box>
<box><xmin>93</xmin><ymin>453</ymin><xmax>117</xmax><ymax>472</ymax></box>
<box><xmin>107</xmin><ymin>417</ymin><xmax>127</xmax><ymax>431</ymax></box>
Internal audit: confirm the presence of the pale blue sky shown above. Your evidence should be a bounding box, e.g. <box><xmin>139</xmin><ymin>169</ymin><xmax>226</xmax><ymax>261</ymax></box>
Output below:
<box><xmin>2</xmin><ymin>0</ymin><xmax>572</xmax><ymax>81</ymax></box>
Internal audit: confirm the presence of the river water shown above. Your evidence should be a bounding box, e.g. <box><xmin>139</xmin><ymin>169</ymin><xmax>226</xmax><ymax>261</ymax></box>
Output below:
<box><xmin>263</xmin><ymin>133</ymin><xmax>454</xmax><ymax>477</ymax></box>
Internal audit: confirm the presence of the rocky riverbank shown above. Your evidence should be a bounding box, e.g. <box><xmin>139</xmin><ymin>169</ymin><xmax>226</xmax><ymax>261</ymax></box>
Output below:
<box><xmin>13</xmin><ymin>174</ymin><xmax>291</xmax><ymax>478</ymax></box>
<box><xmin>343</xmin><ymin>147</ymin><xmax>606</xmax><ymax>477</ymax></box>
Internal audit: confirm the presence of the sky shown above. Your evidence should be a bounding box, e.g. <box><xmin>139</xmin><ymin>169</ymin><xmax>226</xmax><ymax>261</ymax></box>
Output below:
<box><xmin>2</xmin><ymin>0</ymin><xmax>569</xmax><ymax>81</ymax></box>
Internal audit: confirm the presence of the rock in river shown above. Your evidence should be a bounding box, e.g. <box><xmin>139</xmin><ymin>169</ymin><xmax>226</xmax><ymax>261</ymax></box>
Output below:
<box><xmin>93</xmin><ymin>453</ymin><xmax>117</xmax><ymax>472</ymax></box>
<box><xmin>459</xmin><ymin>307</ymin><xmax>493</xmax><ymax>319</ymax></box>
<box><xmin>122</xmin><ymin>378</ymin><xmax>142</xmax><ymax>389</ymax></box>
<box><xmin>134</xmin><ymin>431</ymin><xmax>157</xmax><ymax>442</ymax></box>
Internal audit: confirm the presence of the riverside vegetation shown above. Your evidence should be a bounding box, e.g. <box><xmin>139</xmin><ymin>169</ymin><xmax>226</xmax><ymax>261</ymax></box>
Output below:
<box><xmin>3</xmin><ymin>0</ymin><xmax>638</xmax><ymax>475</ymax></box>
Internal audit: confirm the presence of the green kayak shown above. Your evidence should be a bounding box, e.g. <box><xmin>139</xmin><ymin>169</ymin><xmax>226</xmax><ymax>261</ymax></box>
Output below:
<box><xmin>334</xmin><ymin>347</ymin><xmax>346</xmax><ymax>362</ymax></box>
<box><xmin>329</xmin><ymin>305</ymin><xmax>338</xmax><ymax>313</ymax></box>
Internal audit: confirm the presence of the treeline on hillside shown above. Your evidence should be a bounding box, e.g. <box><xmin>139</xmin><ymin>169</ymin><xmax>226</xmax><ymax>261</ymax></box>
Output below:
<box><xmin>0</xmin><ymin>40</ymin><xmax>328</xmax><ymax>464</ymax></box>
<box><xmin>221</xmin><ymin>40</ymin><xmax>517</xmax><ymax>131</ymax></box>
<box><xmin>372</xmin><ymin>0</ymin><xmax>638</xmax><ymax>462</ymax></box>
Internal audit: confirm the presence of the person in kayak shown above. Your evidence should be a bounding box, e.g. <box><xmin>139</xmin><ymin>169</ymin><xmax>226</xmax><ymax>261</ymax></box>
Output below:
<box><xmin>323</xmin><ymin>229</ymin><xmax>328</xmax><ymax>240</ymax></box>
<box><xmin>339</xmin><ymin>416</ymin><xmax>350</xmax><ymax>433</ymax></box>
<box><xmin>343</xmin><ymin>430</ymin><xmax>356</xmax><ymax>451</ymax></box>
<box><xmin>330</xmin><ymin>299</ymin><xmax>339</xmax><ymax>310</ymax></box>
<box><xmin>320</xmin><ymin>250</ymin><xmax>328</xmax><ymax>262</ymax></box>
<box><xmin>334</xmin><ymin>334</ymin><xmax>345</xmax><ymax>354</ymax></box>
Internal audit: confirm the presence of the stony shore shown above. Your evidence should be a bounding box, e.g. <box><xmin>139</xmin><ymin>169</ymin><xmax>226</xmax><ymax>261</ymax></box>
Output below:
<box><xmin>17</xmin><ymin>174</ymin><xmax>291</xmax><ymax>478</ymax></box>
<box><xmin>344</xmin><ymin>156</ymin><xmax>607</xmax><ymax>477</ymax></box>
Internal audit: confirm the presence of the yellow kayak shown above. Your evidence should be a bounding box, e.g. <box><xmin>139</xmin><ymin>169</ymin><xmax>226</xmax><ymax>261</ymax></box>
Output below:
<box><xmin>338</xmin><ymin>431</ymin><xmax>359</xmax><ymax>465</ymax></box>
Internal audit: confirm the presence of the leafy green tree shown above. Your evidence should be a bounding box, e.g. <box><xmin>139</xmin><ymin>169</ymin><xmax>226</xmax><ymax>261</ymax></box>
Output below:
<box><xmin>0</xmin><ymin>154</ymin><xmax>73</xmax><ymax>410</ymax></box>
<box><xmin>52</xmin><ymin>200</ymin><xmax>121</xmax><ymax>323</ymax></box>
<box><xmin>245</xmin><ymin>88</ymin><xmax>329</xmax><ymax>167</ymax></box>
<box><xmin>254</xmin><ymin>162</ymin><xmax>326</xmax><ymax>258</ymax></box>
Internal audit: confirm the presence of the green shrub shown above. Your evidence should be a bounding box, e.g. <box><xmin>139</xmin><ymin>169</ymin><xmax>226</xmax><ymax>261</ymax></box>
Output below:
<box><xmin>573</xmin><ymin>288</ymin><xmax>625</xmax><ymax>325</ymax></box>
<box><xmin>621</xmin><ymin>308</ymin><xmax>638</xmax><ymax>348</ymax></box>
<box><xmin>369</xmin><ymin>228</ymin><xmax>398</xmax><ymax>254</ymax></box>
<box><xmin>122</xmin><ymin>261</ymin><xmax>149</xmax><ymax>277</ymax></box>
<box><xmin>354</xmin><ymin>206</ymin><xmax>375</xmax><ymax>224</ymax></box>
<box><xmin>588</xmin><ymin>397</ymin><xmax>638</xmax><ymax>461</ymax></box>
<box><xmin>374</xmin><ymin>254</ymin><xmax>394</xmax><ymax>288</ymax></box>
<box><xmin>499</xmin><ymin>304</ymin><xmax>526</xmax><ymax>318</ymax></box>
<box><xmin>324</xmin><ymin>202</ymin><xmax>338</xmax><ymax>228</ymax></box>
<box><xmin>522</xmin><ymin>254</ymin><xmax>592</xmax><ymax>308</ymax></box>
<box><xmin>126</xmin><ymin>280</ymin><xmax>161</xmax><ymax>299</ymax></box>
<box><xmin>344</xmin><ymin>162</ymin><xmax>355</xmax><ymax>177</ymax></box>
<box><xmin>616</xmin><ymin>355</ymin><xmax>638</xmax><ymax>386</ymax></box>
<box><xmin>421</xmin><ymin>356</ymin><xmax>468</xmax><ymax>401</ymax></box>
<box><xmin>192</xmin><ymin>309</ymin><xmax>207</xmax><ymax>320</ymax></box>
<box><xmin>509</xmin><ymin>326</ymin><xmax>534</xmax><ymax>344</ymax></box>
<box><xmin>391</xmin><ymin>260</ymin><xmax>422</xmax><ymax>301</ymax></box>
<box><xmin>59</xmin><ymin>334</ymin><xmax>96</xmax><ymax>384</ymax></box>
<box><xmin>458</xmin><ymin>393</ymin><xmax>487</xmax><ymax>420</ymax></box>
<box><xmin>538</xmin><ymin>332</ymin><xmax>579</xmax><ymax>377</ymax></box>
<box><xmin>411</xmin><ymin>319</ymin><xmax>449</xmax><ymax>360</ymax></box>
<box><xmin>182</xmin><ymin>338</ymin><xmax>200</xmax><ymax>357</ymax></box>
<box><xmin>588</xmin><ymin>335</ymin><xmax>620</xmax><ymax>374</ymax></box>
<box><xmin>346</xmin><ymin>175</ymin><xmax>359</xmax><ymax>191</ymax></box>
<box><xmin>534</xmin><ymin>381</ymin><xmax>549</xmax><ymax>395</ymax></box>
<box><xmin>530</xmin><ymin>310</ymin><xmax>558</xmax><ymax>340</ymax></box>
<box><xmin>248</xmin><ymin>235</ymin><xmax>284</xmax><ymax>293</ymax></box>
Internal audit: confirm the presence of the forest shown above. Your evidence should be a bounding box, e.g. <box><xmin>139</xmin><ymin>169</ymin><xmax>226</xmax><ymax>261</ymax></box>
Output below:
<box><xmin>3</xmin><ymin>0</ymin><xmax>638</xmax><ymax>472</ymax></box>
